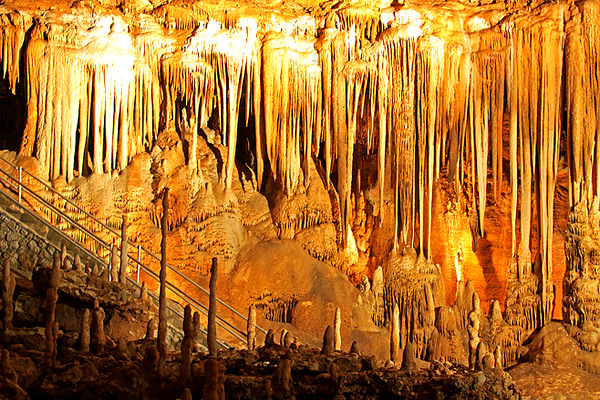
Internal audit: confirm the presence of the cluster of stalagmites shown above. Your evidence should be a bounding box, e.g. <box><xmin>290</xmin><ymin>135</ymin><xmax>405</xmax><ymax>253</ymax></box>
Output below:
<box><xmin>0</xmin><ymin>243</ymin><xmax>165</xmax><ymax>397</ymax></box>
<box><xmin>356</xmin><ymin>247</ymin><xmax>538</xmax><ymax>369</ymax></box>
<box><xmin>0</xmin><ymin>243</ymin><xmax>521</xmax><ymax>399</ymax></box>
<box><xmin>229</xmin><ymin>308</ymin><xmax>518</xmax><ymax>400</ymax></box>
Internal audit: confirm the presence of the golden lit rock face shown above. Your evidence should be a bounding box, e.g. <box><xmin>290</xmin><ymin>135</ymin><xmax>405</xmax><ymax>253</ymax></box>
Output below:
<box><xmin>1</xmin><ymin>0</ymin><xmax>600</xmax><ymax>363</ymax></box>
<box><xmin>564</xmin><ymin>200</ymin><xmax>600</xmax><ymax>329</ymax></box>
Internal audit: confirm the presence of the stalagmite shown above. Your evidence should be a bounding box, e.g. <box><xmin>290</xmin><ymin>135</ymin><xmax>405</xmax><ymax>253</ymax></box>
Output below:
<box><xmin>192</xmin><ymin>311</ymin><xmax>201</xmax><ymax>352</ymax></box>
<box><xmin>180</xmin><ymin>304</ymin><xmax>193</xmax><ymax>384</ymax></box>
<box><xmin>334</xmin><ymin>307</ymin><xmax>341</xmax><ymax>351</ymax></box>
<box><xmin>120</xmin><ymin>215</ymin><xmax>128</xmax><ymax>284</ymax></box>
<box><xmin>117</xmin><ymin>337</ymin><xmax>128</xmax><ymax>360</ymax></box>
<box><xmin>475</xmin><ymin>341</ymin><xmax>487</xmax><ymax>371</ymax></box>
<box><xmin>157</xmin><ymin>188</ymin><xmax>169</xmax><ymax>378</ymax></box>
<box><xmin>140</xmin><ymin>281</ymin><xmax>148</xmax><ymax>302</ymax></box>
<box><xmin>80</xmin><ymin>309</ymin><xmax>91</xmax><ymax>353</ymax></box>
<box><xmin>181</xmin><ymin>388</ymin><xmax>193</xmax><ymax>400</ymax></box>
<box><xmin>350</xmin><ymin>341</ymin><xmax>360</xmax><ymax>355</ymax></box>
<box><xmin>482</xmin><ymin>353</ymin><xmax>495</xmax><ymax>371</ymax></box>
<box><xmin>51</xmin><ymin>322</ymin><xmax>59</xmax><ymax>366</ymax></box>
<box><xmin>207</xmin><ymin>257</ymin><xmax>218</xmax><ymax>357</ymax></box>
<box><xmin>61</xmin><ymin>246</ymin><xmax>68</xmax><ymax>270</ymax></box>
<box><xmin>494</xmin><ymin>346</ymin><xmax>503</xmax><ymax>370</ymax></box>
<box><xmin>401</xmin><ymin>340</ymin><xmax>417</xmax><ymax>371</ymax></box>
<box><xmin>91</xmin><ymin>299</ymin><xmax>106</xmax><ymax>354</ymax></box>
<box><xmin>280</xmin><ymin>329</ymin><xmax>288</xmax><ymax>346</ymax></box>
<box><xmin>110</xmin><ymin>245</ymin><xmax>118</xmax><ymax>283</ymax></box>
<box><xmin>489</xmin><ymin>300</ymin><xmax>504</xmax><ymax>336</ymax></box>
<box><xmin>321</xmin><ymin>325</ymin><xmax>334</xmax><ymax>355</ymax></box>
<box><xmin>467</xmin><ymin>310</ymin><xmax>480</xmax><ymax>369</ymax></box>
<box><xmin>203</xmin><ymin>356</ymin><xmax>223</xmax><ymax>400</ymax></box>
<box><xmin>273</xmin><ymin>349</ymin><xmax>294</xmax><ymax>399</ymax></box>
<box><xmin>145</xmin><ymin>317</ymin><xmax>157</xmax><ymax>340</ymax></box>
<box><xmin>372</xmin><ymin>267</ymin><xmax>384</xmax><ymax>326</ymax></box>
<box><xmin>264</xmin><ymin>329</ymin><xmax>275</xmax><ymax>347</ymax></box>
<box><xmin>44</xmin><ymin>251</ymin><xmax>61</xmax><ymax>368</ymax></box>
<box><xmin>1</xmin><ymin>258</ymin><xmax>15</xmax><ymax>331</ymax></box>
<box><xmin>283</xmin><ymin>333</ymin><xmax>292</xmax><ymax>348</ymax></box>
<box><xmin>247</xmin><ymin>303</ymin><xmax>256</xmax><ymax>350</ymax></box>
<box><xmin>73</xmin><ymin>254</ymin><xmax>82</xmax><ymax>272</ymax></box>
<box><xmin>391</xmin><ymin>303</ymin><xmax>400</xmax><ymax>365</ymax></box>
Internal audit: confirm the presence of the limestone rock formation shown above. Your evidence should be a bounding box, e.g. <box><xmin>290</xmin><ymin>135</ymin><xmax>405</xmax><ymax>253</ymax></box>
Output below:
<box><xmin>1</xmin><ymin>0</ymin><xmax>600</xmax><ymax>397</ymax></box>
<box><xmin>1</xmin><ymin>258</ymin><xmax>15</xmax><ymax>332</ymax></box>
<box><xmin>564</xmin><ymin>200</ymin><xmax>600</xmax><ymax>329</ymax></box>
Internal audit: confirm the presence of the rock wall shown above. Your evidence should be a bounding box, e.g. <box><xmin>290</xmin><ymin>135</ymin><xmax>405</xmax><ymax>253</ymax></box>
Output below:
<box><xmin>0</xmin><ymin>212</ymin><xmax>55</xmax><ymax>275</ymax></box>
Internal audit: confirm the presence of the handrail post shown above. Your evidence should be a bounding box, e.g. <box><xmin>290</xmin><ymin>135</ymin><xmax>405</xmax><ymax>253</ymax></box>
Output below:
<box><xmin>119</xmin><ymin>215</ymin><xmax>128</xmax><ymax>284</ymax></box>
<box><xmin>108</xmin><ymin>243</ymin><xmax>113</xmax><ymax>282</ymax></box>
<box><xmin>136</xmin><ymin>245</ymin><xmax>141</xmax><ymax>283</ymax></box>
<box><xmin>18</xmin><ymin>167</ymin><xmax>22</xmax><ymax>203</ymax></box>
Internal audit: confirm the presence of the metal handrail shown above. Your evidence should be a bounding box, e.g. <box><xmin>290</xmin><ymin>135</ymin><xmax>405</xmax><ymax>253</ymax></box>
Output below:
<box><xmin>0</xmin><ymin>168</ymin><xmax>243</xmax><ymax>343</ymax></box>
<box><xmin>0</xmin><ymin>173</ymin><xmax>111</xmax><ymax>252</ymax></box>
<box><xmin>141</xmin><ymin>249</ymin><xmax>258</xmax><ymax>325</ymax></box>
<box><xmin>0</xmin><ymin>154</ymin><xmax>265</xmax><ymax>336</ymax></box>
<box><xmin>125</xmin><ymin>256</ymin><xmax>248</xmax><ymax>343</ymax></box>
<box><xmin>0</xmin><ymin>179</ymin><xmax>109</xmax><ymax>270</ymax></box>
<box><xmin>0</xmin><ymin>158</ymin><xmax>256</xmax><ymax>345</ymax></box>
<box><xmin>0</xmin><ymin>186</ymin><xmax>232</xmax><ymax>350</ymax></box>
<box><xmin>124</xmin><ymin>275</ymin><xmax>231</xmax><ymax>349</ymax></box>
<box><xmin>0</xmin><ymin>156</ymin><xmax>122</xmax><ymax>237</ymax></box>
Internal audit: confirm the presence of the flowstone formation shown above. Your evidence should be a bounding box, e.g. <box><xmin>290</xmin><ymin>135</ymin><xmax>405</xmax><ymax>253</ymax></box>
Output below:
<box><xmin>563</xmin><ymin>199</ymin><xmax>600</xmax><ymax>356</ymax></box>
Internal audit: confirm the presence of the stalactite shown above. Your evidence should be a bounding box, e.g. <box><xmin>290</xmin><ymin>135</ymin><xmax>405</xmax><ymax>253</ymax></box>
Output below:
<box><xmin>506</xmin><ymin>22</ymin><xmax>519</xmax><ymax>256</ymax></box>
<box><xmin>262</xmin><ymin>31</ymin><xmax>321</xmax><ymax>196</ymax></box>
<box><xmin>504</xmin><ymin>10</ymin><xmax>566</xmax><ymax>325</ymax></box>
<box><xmin>185</xmin><ymin>21</ymin><xmax>258</xmax><ymax>189</ymax></box>
<box><xmin>379</xmin><ymin>25</ymin><xmax>419</xmax><ymax>249</ymax></box>
<box><xmin>161</xmin><ymin>52</ymin><xmax>214</xmax><ymax>132</ymax></box>
<box><xmin>468</xmin><ymin>30</ymin><xmax>505</xmax><ymax>238</ymax></box>
<box><xmin>376</xmin><ymin>42</ymin><xmax>388</xmax><ymax>228</ymax></box>
<box><xmin>538</xmin><ymin>19</ymin><xmax>564</xmax><ymax>324</ymax></box>
<box><xmin>415</xmin><ymin>36</ymin><xmax>444</xmax><ymax>256</ymax></box>
<box><xmin>580</xmin><ymin>3</ymin><xmax>600</xmax><ymax>202</ymax></box>
<box><xmin>342</xmin><ymin>60</ymin><xmax>374</xmax><ymax>249</ymax></box>
<box><xmin>0</xmin><ymin>12</ymin><xmax>32</xmax><ymax>95</ymax></box>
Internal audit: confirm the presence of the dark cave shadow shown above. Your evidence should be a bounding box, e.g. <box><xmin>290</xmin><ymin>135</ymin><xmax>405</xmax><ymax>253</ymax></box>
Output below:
<box><xmin>198</xmin><ymin>128</ymin><xmax>224</xmax><ymax>180</ymax></box>
<box><xmin>475</xmin><ymin>235</ymin><xmax>502</xmax><ymax>308</ymax></box>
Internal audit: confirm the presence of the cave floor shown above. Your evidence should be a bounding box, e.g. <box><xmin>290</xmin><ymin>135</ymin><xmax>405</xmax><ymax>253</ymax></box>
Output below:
<box><xmin>509</xmin><ymin>364</ymin><xmax>600</xmax><ymax>400</ymax></box>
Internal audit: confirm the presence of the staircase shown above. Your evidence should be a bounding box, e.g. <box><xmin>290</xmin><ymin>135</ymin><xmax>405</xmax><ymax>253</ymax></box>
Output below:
<box><xmin>0</xmin><ymin>154</ymin><xmax>264</xmax><ymax>349</ymax></box>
